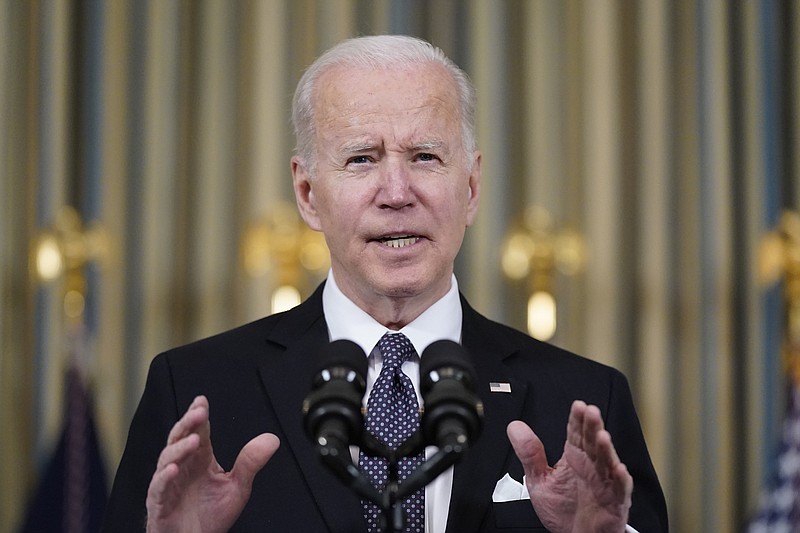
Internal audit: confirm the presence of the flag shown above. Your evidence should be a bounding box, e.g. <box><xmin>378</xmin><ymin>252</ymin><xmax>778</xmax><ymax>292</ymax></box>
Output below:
<box><xmin>747</xmin><ymin>384</ymin><xmax>800</xmax><ymax>533</ymax></box>
<box><xmin>19</xmin><ymin>327</ymin><xmax>108</xmax><ymax>533</ymax></box>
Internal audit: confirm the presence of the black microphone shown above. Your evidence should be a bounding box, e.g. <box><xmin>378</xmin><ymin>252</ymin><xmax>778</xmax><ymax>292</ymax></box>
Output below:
<box><xmin>303</xmin><ymin>340</ymin><xmax>368</xmax><ymax>452</ymax></box>
<box><xmin>420</xmin><ymin>340</ymin><xmax>484</xmax><ymax>453</ymax></box>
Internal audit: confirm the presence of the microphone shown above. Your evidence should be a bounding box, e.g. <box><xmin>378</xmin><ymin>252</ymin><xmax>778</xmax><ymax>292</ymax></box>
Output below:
<box><xmin>419</xmin><ymin>340</ymin><xmax>484</xmax><ymax>453</ymax></box>
<box><xmin>303</xmin><ymin>340</ymin><xmax>368</xmax><ymax>452</ymax></box>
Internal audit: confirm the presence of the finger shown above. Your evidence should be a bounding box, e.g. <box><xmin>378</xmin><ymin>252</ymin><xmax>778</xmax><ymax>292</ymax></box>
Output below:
<box><xmin>611</xmin><ymin>461</ymin><xmax>634</xmax><ymax>502</ymax></box>
<box><xmin>166</xmin><ymin>395</ymin><xmax>209</xmax><ymax>446</ymax></box>
<box><xmin>232</xmin><ymin>433</ymin><xmax>281</xmax><ymax>489</ymax></box>
<box><xmin>566</xmin><ymin>400</ymin><xmax>588</xmax><ymax>450</ymax></box>
<box><xmin>578</xmin><ymin>403</ymin><xmax>626</xmax><ymax>480</ymax></box>
<box><xmin>592</xmin><ymin>426</ymin><xmax>624</xmax><ymax>481</ymax></box>
<box><xmin>506</xmin><ymin>421</ymin><xmax>549</xmax><ymax>482</ymax></box>
<box><xmin>156</xmin><ymin>432</ymin><xmax>201</xmax><ymax>472</ymax></box>
<box><xmin>580</xmin><ymin>403</ymin><xmax>604</xmax><ymax>462</ymax></box>
<box><xmin>146</xmin><ymin>461</ymin><xmax>181</xmax><ymax>514</ymax></box>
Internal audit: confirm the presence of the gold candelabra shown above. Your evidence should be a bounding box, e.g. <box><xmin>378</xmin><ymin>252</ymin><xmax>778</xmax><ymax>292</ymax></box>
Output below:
<box><xmin>242</xmin><ymin>202</ymin><xmax>330</xmax><ymax>313</ymax></box>
<box><xmin>501</xmin><ymin>207</ymin><xmax>586</xmax><ymax>340</ymax></box>
<box><xmin>31</xmin><ymin>206</ymin><xmax>109</xmax><ymax>324</ymax></box>
<box><xmin>759</xmin><ymin>210</ymin><xmax>800</xmax><ymax>383</ymax></box>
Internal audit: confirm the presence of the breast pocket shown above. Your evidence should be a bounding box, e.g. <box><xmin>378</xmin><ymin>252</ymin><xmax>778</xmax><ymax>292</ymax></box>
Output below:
<box><xmin>492</xmin><ymin>500</ymin><xmax>547</xmax><ymax>530</ymax></box>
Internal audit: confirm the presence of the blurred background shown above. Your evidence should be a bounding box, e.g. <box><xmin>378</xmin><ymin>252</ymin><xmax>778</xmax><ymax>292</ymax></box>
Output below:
<box><xmin>2</xmin><ymin>0</ymin><xmax>799</xmax><ymax>531</ymax></box>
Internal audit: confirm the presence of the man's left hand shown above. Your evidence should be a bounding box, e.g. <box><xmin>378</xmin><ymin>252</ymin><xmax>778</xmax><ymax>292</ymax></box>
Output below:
<box><xmin>506</xmin><ymin>400</ymin><xmax>633</xmax><ymax>533</ymax></box>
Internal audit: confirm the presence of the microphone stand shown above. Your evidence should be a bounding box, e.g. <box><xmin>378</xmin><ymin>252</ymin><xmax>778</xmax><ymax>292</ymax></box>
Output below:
<box><xmin>314</xmin><ymin>429</ymin><xmax>470</xmax><ymax>533</ymax></box>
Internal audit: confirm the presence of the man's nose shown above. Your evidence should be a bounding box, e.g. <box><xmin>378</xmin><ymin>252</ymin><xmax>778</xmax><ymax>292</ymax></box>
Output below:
<box><xmin>377</xmin><ymin>160</ymin><xmax>414</xmax><ymax>208</ymax></box>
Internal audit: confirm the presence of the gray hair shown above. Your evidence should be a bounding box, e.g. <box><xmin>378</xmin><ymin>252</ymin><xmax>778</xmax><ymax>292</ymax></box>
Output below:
<box><xmin>291</xmin><ymin>35</ymin><xmax>477</xmax><ymax>169</ymax></box>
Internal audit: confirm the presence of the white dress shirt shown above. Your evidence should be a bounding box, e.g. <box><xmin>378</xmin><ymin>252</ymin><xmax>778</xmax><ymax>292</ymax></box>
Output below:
<box><xmin>322</xmin><ymin>271</ymin><xmax>640</xmax><ymax>533</ymax></box>
<box><xmin>323</xmin><ymin>271</ymin><xmax>460</xmax><ymax>533</ymax></box>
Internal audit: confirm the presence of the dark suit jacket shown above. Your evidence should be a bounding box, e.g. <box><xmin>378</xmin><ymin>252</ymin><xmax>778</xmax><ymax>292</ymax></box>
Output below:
<box><xmin>103</xmin><ymin>283</ymin><xmax>668</xmax><ymax>532</ymax></box>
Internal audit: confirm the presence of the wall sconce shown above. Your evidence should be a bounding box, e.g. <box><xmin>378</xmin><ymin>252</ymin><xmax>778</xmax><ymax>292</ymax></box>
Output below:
<box><xmin>30</xmin><ymin>206</ymin><xmax>109</xmax><ymax>322</ymax></box>
<box><xmin>759</xmin><ymin>210</ymin><xmax>800</xmax><ymax>383</ymax></box>
<box><xmin>501</xmin><ymin>207</ymin><xmax>586</xmax><ymax>341</ymax></box>
<box><xmin>242</xmin><ymin>202</ymin><xmax>330</xmax><ymax>314</ymax></box>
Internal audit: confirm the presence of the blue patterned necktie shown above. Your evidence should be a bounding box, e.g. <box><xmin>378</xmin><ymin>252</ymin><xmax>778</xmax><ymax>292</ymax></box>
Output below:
<box><xmin>359</xmin><ymin>332</ymin><xmax>425</xmax><ymax>532</ymax></box>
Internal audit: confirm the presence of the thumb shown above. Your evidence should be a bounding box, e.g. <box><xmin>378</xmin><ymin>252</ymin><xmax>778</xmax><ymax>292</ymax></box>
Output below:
<box><xmin>232</xmin><ymin>433</ymin><xmax>281</xmax><ymax>488</ymax></box>
<box><xmin>507</xmin><ymin>420</ymin><xmax>550</xmax><ymax>482</ymax></box>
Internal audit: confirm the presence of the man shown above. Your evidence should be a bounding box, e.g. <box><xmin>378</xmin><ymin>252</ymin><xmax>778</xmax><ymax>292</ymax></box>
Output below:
<box><xmin>103</xmin><ymin>35</ymin><xmax>668</xmax><ymax>532</ymax></box>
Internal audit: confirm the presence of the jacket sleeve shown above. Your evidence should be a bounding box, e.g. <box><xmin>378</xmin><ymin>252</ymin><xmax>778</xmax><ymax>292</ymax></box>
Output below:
<box><xmin>605</xmin><ymin>370</ymin><xmax>669</xmax><ymax>532</ymax></box>
<box><xmin>101</xmin><ymin>354</ymin><xmax>180</xmax><ymax>533</ymax></box>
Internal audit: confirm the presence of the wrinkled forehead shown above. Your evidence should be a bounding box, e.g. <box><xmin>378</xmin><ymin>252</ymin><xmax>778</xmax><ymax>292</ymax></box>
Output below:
<box><xmin>313</xmin><ymin>63</ymin><xmax>462</xmax><ymax>140</ymax></box>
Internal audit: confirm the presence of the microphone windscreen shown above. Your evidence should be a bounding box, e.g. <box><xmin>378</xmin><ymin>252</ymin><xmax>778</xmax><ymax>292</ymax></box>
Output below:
<box><xmin>313</xmin><ymin>339</ymin><xmax>368</xmax><ymax>380</ymax></box>
<box><xmin>419</xmin><ymin>340</ymin><xmax>483</xmax><ymax>449</ymax></box>
<box><xmin>420</xmin><ymin>340</ymin><xmax>475</xmax><ymax>377</ymax></box>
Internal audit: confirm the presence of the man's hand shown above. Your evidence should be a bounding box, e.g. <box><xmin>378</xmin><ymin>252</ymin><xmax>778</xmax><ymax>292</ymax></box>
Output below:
<box><xmin>145</xmin><ymin>396</ymin><xmax>281</xmax><ymax>533</ymax></box>
<box><xmin>506</xmin><ymin>400</ymin><xmax>633</xmax><ymax>533</ymax></box>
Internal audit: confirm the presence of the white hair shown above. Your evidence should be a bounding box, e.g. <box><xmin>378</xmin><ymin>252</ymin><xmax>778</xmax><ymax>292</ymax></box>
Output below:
<box><xmin>291</xmin><ymin>35</ymin><xmax>477</xmax><ymax>169</ymax></box>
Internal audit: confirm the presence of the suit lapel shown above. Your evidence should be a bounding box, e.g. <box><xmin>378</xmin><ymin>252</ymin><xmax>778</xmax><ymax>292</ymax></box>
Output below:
<box><xmin>256</xmin><ymin>285</ymin><xmax>366</xmax><ymax>532</ymax></box>
<box><xmin>254</xmin><ymin>287</ymin><xmax>533</xmax><ymax>532</ymax></box>
<box><xmin>445</xmin><ymin>298</ymin><xmax>532</xmax><ymax>533</ymax></box>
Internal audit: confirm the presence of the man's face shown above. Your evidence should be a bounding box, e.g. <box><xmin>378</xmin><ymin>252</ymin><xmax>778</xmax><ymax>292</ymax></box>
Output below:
<box><xmin>292</xmin><ymin>62</ymin><xmax>481</xmax><ymax>313</ymax></box>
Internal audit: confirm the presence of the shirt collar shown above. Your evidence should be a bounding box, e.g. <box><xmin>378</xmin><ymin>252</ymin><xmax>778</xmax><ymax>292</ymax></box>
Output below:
<box><xmin>322</xmin><ymin>270</ymin><xmax>463</xmax><ymax>359</ymax></box>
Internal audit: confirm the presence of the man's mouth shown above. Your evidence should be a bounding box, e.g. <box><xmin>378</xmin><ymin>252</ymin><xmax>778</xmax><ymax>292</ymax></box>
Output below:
<box><xmin>377</xmin><ymin>235</ymin><xmax>421</xmax><ymax>248</ymax></box>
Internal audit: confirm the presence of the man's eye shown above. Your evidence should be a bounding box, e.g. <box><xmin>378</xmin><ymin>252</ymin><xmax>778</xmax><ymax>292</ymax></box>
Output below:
<box><xmin>416</xmin><ymin>153</ymin><xmax>439</xmax><ymax>162</ymax></box>
<box><xmin>347</xmin><ymin>155</ymin><xmax>372</xmax><ymax>165</ymax></box>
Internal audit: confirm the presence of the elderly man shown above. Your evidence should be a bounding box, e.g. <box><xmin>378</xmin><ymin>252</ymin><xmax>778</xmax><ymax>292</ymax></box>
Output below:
<box><xmin>103</xmin><ymin>35</ymin><xmax>668</xmax><ymax>532</ymax></box>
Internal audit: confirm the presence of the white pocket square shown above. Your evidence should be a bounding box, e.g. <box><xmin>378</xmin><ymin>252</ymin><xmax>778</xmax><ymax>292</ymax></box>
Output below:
<box><xmin>492</xmin><ymin>473</ymin><xmax>530</xmax><ymax>502</ymax></box>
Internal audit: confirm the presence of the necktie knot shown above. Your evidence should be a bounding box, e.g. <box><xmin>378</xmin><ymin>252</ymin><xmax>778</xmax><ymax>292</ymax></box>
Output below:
<box><xmin>378</xmin><ymin>332</ymin><xmax>415</xmax><ymax>371</ymax></box>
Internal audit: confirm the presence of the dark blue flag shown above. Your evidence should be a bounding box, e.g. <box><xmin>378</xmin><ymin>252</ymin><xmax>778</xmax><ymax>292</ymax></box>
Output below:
<box><xmin>747</xmin><ymin>384</ymin><xmax>800</xmax><ymax>532</ymax></box>
<box><xmin>20</xmin><ymin>365</ymin><xmax>108</xmax><ymax>533</ymax></box>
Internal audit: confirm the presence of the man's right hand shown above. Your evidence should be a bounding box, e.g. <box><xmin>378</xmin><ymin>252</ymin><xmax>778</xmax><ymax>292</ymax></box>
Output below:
<box><xmin>145</xmin><ymin>395</ymin><xmax>280</xmax><ymax>533</ymax></box>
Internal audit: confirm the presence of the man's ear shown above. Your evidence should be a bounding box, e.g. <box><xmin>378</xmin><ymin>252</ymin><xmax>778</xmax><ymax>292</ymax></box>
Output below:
<box><xmin>465</xmin><ymin>151</ymin><xmax>481</xmax><ymax>227</ymax></box>
<box><xmin>291</xmin><ymin>156</ymin><xmax>322</xmax><ymax>231</ymax></box>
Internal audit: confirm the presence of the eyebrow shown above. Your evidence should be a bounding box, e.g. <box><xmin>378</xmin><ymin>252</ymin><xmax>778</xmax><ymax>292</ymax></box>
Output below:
<box><xmin>340</xmin><ymin>141</ymin><xmax>378</xmax><ymax>154</ymax></box>
<box><xmin>338</xmin><ymin>139</ymin><xmax>449</xmax><ymax>155</ymax></box>
<box><xmin>410</xmin><ymin>140</ymin><xmax>446</xmax><ymax>151</ymax></box>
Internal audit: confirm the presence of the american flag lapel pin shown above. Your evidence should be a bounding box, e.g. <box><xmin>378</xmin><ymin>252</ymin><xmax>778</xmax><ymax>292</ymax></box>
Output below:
<box><xmin>489</xmin><ymin>382</ymin><xmax>512</xmax><ymax>393</ymax></box>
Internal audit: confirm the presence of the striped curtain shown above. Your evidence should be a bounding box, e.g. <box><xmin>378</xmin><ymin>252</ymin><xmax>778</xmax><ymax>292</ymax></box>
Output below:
<box><xmin>1</xmin><ymin>1</ymin><xmax>798</xmax><ymax>531</ymax></box>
